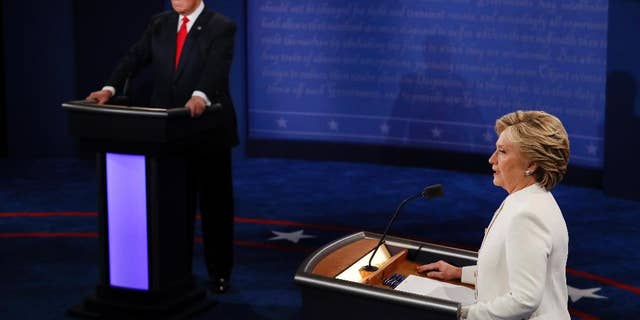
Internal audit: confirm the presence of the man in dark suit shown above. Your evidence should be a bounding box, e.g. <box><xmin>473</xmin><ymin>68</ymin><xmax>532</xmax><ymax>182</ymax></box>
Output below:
<box><xmin>86</xmin><ymin>0</ymin><xmax>237</xmax><ymax>293</ymax></box>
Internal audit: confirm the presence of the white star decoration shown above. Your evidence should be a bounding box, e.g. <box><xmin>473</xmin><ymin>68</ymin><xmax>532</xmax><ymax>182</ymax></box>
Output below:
<box><xmin>328</xmin><ymin>120</ymin><xmax>339</xmax><ymax>131</ymax></box>
<box><xmin>586</xmin><ymin>143</ymin><xmax>598</xmax><ymax>155</ymax></box>
<box><xmin>380</xmin><ymin>123</ymin><xmax>390</xmax><ymax>134</ymax></box>
<box><xmin>483</xmin><ymin>131</ymin><xmax>494</xmax><ymax>143</ymax></box>
<box><xmin>431</xmin><ymin>127</ymin><xmax>442</xmax><ymax>138</ymax></box>
<box><xmin>269</xmin><ymin>230</ymin><xmax>315</xmax><ymax>244</ymax></box>
<box><xmin>567</xmin><ymin>285</ymin><xmax>607</xmax><ymax>303</ymax></box>
<box><xmin>276</xmin><ymin>117</ymin><xmax>288</xmax><ymax>128</ymax></box>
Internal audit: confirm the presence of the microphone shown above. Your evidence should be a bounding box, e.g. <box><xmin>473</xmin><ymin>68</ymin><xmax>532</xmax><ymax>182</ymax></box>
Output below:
<box><xmin>360</xmin><ymin>184</ymin><xmax>444</xmax><ymax>272</ymax></box>
<box><xmin>122</xmin><ymin>74</ymin><xmax>131</xmax><ymax>98</ymax></box>
<box><xmin>108</xmin><ymin>74</ymin><xmax>132</xmax><ymax>106</ymax></box>
<box><xmin>208</xmin><ymin>102</ymin><xmax>223</xmax><ymax>110</ymax></box>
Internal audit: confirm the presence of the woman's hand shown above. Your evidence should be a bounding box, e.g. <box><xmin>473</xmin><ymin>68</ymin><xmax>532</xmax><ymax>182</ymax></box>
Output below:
<box><xmin>416</xmin><ymin>260</ymin><xmax>462</xmax><ymax>281</ymax></box>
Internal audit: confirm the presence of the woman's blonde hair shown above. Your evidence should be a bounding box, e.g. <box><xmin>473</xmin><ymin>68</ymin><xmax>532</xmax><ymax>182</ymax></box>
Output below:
<box><xmin>496</xmin><ymin>110</ymin><xmax>570</xmax><ymax>190</ymax></box>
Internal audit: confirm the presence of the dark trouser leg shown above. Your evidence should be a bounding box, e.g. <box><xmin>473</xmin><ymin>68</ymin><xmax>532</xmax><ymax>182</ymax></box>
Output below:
<box><xmin>185</xmin><ymin>156</ymin><xmax>198</xmax><ymax>274</ymax></box>
<box><xmin>197</xmin><ymin>147</ymin><xmax>234</xmax><ymax>279</ymax></box>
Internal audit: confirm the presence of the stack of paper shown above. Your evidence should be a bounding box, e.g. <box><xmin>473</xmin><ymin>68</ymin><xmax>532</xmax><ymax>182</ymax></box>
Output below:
<box><xmin>394</xmin><ymin>275</ymin><xmax>476</xmax><ymax>305</ymax></box>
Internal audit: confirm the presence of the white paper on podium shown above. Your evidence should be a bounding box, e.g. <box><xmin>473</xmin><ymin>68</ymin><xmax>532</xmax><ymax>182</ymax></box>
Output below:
<box><xmin>394</xmin><ymin>275</ymin><xmax>476</xmax><ymax>305</ymax></box>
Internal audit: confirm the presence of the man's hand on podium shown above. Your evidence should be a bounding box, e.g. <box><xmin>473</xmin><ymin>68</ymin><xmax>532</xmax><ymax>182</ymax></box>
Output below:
<box><xmin>185</xmin><ymin>96</ymin><xmax>207</xmax><ymax>118</ymax></box>
<box><xmin>86</xmin><ymin>90</ymin><xmax>113</xmax><ymax>105</ymax></box>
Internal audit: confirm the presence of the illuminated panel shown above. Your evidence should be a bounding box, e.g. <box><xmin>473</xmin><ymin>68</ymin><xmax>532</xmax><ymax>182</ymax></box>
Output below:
<box><xmin>335</xmin><ymin>245</ymin><xmax>391</xmax><ymax>283</ymax></box>
<box><xmin>105</xmin><ymin>153</ymin><xmax>149</xmax><ymax>290</ymax></box>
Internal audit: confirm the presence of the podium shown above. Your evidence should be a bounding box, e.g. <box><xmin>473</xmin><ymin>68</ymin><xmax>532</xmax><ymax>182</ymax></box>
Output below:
<box><xmin>295</xmin><ymin>231</ymin><xmax>478</xmax><ymax>320</ymax></box>
<box><xmin>62</xmin><ymin>101</ymin><xmax>218</xmax><ymax>319</ymax></box>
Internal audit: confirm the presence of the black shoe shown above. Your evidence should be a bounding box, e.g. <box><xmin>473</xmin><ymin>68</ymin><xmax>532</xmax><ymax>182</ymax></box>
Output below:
<box><xmin>207</xmin><ymin>277</ymin><xmax>230</xmax><ymax>294</ymax></box>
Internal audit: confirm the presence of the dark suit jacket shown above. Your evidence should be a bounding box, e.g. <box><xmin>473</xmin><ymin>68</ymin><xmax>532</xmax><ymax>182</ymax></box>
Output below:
<box><xmin>107</xmin><ymin>9</ymin><xmax>238</xmax><ymax>147</ymax></box>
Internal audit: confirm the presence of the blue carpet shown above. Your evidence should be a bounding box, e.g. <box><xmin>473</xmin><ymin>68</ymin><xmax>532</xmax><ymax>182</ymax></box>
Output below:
<box><xmin>1</xmin><ymin>157</ymin><xmax>639</xmax><ymax>319</ymax></box>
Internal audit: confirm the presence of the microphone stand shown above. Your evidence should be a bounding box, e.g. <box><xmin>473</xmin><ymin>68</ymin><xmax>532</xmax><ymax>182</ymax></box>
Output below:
<box><xmin>361</xmin><ymin>184</ymin><xmax>443</xmax><ymax>272</ymax></box>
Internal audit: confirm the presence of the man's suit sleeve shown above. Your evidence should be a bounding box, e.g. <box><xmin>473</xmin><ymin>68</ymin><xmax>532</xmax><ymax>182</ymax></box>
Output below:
<box><xmin>195</xmin><ymin>19</ymin><xmax>236</xmax><ymax>102</ymax></box>
<box><xmin>106</xmin><ymin>15</ymin><xmax>161</xmax><ymax>92</ymax></box>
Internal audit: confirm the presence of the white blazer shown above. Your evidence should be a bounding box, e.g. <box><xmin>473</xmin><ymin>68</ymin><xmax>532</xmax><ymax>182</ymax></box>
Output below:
<box><xmin>460</xmin><ymin>184</ymin><xmax>570</xmax><ymax>319</ymax></box>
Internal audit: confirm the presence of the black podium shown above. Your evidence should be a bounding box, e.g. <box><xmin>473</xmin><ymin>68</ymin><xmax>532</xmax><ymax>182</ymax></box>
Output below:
<box><xmin>295</xmin><ymin>231</ymin><xmax>478</xmax><ymax>320</ymax></box>
<box><xmin>62</xmin><ymin>101</ymin><xmax>218</xmax><ymax>319</ymax></box>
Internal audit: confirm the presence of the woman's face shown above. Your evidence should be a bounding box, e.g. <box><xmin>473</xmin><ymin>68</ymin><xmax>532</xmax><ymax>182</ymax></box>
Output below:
<box><xmin>489</xmin><ymin>130</ymin><xmax>534</xmax><ymax>194</ymax></box>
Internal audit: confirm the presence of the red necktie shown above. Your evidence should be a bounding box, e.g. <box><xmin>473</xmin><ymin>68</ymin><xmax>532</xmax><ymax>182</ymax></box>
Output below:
<box><xmin>175</xmin><ymin>16</ymin><xmax>189</xmax><ymax>69</ymax></box>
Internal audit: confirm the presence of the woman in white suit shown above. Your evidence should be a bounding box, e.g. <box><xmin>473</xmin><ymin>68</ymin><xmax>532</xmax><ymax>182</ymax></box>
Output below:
<box><xmin>417</xmin><ymin>111</ymin><xmax>571</xmax><ymax>319</ymax></box>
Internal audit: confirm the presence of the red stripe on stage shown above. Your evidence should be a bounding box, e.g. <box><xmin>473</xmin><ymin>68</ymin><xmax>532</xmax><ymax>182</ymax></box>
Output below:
<box><xmin>0</xmin><ymin>233</ymin><xmax>603</xmax><ymax>319</ymax></box>
<box><xmin>569</xmin><ymin>307</ymin><xmax>600</xmax><ymax>320</ymax></box>
<box><xmin>194</xmin><ymin>237</ymin><xmax>315</xmax><ymax>253</ymax></box>
<box><xmin>0</xmin><ymin>232</ymin><xmax>97</xmax><ymax>238</ymax></box>
<box><xmin>233</xmin><ymin>240</ymin><xmax>316</xmax><ymax>253</ymax></box>
<box><xmin>3</xmin><ymin>211</ymin><xmax>640</xmax><ymax>299</ymax></box>
<box><xmin>233</xmin><ymin>216</ymin><xmax>359</xmax><ymax>232</ymax></box>
<box><xmin>567</xmin><ymin>267</ymin><xmax>640</xmax><ymax>295</ymax></box>
<box><xmin>0</xmin><ymin>213</ymin><xmax>358</xmax><ymax>233</ymax></box>
<box><xmin>0</xmin><ymin>212</ymin><xmax>96</xmax><ymax>218</ymax></box>
<box><xmin>234</xmin><ymin>240</ymin><xmax>315</xmax><ymax>253</ymax></box>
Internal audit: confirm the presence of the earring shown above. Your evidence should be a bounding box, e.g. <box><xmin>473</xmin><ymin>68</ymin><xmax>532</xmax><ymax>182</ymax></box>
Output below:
<box><xmin>524</xmin><ymin>170</ymin><xmax>532</xmax><ymax>176</ymax></box>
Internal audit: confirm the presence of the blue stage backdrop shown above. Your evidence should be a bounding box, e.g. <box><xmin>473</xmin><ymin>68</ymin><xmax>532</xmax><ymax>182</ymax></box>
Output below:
<box><xmin>247</xmin><ymin>0</ymin><xmax>607</xmax><ymax>168</ymax></box>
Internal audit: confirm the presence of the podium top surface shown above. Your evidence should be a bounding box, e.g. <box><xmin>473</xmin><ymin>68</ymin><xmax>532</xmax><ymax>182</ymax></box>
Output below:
<box><xmin>62</xmin><ymin>100</ymin><xmax>223</xmax><ymax>149</ymax></box>
<box><xmin>297</xmin><ymin>232</ymin><xmax>477</xmax><ymax>275</ymax></box>
<box><xmin>294</xmin><ymin>232</ymin><xmax>478</xmax><ymax>316</ymax></box>
<box><xmin>62</xmin><ymin>100</ymin><xmax>190</xmax><ymax>118</ymax></box>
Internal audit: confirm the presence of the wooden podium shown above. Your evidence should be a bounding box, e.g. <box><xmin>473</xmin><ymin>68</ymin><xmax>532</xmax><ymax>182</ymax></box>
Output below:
<box><xmin>62</xmin><ymin>101</ymin><xmax>219</xmax><ymax>319</ymax></box>
<box><xmin>295</xmin><ymin>231</ymin><xmax>477</xmax><ymax>320</ymax></box>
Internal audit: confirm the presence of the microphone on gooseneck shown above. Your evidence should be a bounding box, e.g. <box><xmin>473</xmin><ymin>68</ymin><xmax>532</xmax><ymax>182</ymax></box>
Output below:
<box><xmin>122</xmin><ymin>75</ymin><xmax>131</xmax><ymax>98</ymax></box>
<box><xmin>360</xmin><ymin>184</ymin><xmax>444</xmax><ymax>272</ymax></box>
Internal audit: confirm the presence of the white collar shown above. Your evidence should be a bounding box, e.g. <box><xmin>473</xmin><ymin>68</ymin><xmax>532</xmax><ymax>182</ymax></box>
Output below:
<box><xmin>178</xmin><ymin>1</ymin><xmax>205</xmax><ymax>29</ymax></box>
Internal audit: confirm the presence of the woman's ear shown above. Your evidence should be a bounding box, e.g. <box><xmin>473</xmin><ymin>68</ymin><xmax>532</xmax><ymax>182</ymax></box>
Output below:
<box><xmin>526</xmin><ymin>163</ymin><xmax>538</xmax><ymax>176</ymax></box>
